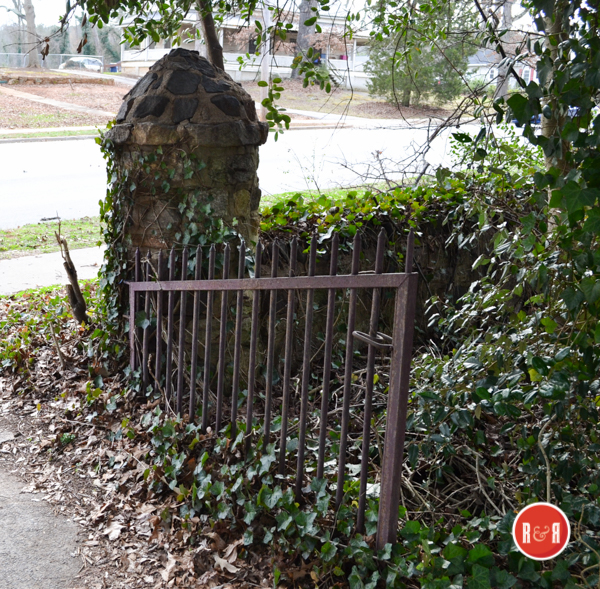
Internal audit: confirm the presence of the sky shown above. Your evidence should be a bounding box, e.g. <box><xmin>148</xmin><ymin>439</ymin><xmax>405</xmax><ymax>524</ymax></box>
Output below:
<box><xmin>0</xmin><ymin>0</ymin><xmax>71</xmax><ymax>28</ymax></box>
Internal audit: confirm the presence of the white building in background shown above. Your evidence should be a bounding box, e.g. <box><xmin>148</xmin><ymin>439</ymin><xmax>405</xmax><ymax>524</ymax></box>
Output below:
<box><xmin>466</xmin><ymin>47</ymin><xmax>538</xmax><ymax>88</ymax></box>
<box><xmin>119</xmin><ymin>10</ymin><xmax>372</xmax><ymax>90</ymax></box>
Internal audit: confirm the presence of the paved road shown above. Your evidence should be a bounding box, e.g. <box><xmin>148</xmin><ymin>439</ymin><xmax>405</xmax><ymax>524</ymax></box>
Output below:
<box><xmin>0</xmin><ymin>247</ymin><xmax>105</xmax><ymax>295</ymax></box>
<box><xmin>0</xmin><ymin>139</ymin><xmax>106</xmax><ymax>230</ymax></box>
<box><xmin>0</xmin><ymin>123</ymin><xmax>466</xmax><ymax>230</ymax></box>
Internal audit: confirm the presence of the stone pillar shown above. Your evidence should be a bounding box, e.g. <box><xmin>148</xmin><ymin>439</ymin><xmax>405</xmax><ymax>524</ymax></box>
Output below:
<box><xmin>105</xmin><ymin>48</ymin><xmax>268</xmax><ymax>263</ymax></box>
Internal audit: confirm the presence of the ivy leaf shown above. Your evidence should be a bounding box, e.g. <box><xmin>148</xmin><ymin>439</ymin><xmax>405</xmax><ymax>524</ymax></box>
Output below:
<box><xmin>583</xmin><ymin>207</ymin><xmax>600</xmax><ymax>233</ymax></box>
<box><xmin>579</xmin><ymin>277</ymin><xmax>600</xmax><ymax>304</ymax></box>
<box><xmin>560</xmin><ymin>181</ymin><xmax>598</xmax><ymax>213</ymax></box>
<box><xmin>561</xmin><ymin>287</ymin><xmax>585</xmax><ymax>313</ymax></box>
<box><xmin>275</xmin><ymin>511</ymin><xmax>293</xmax><ymax>532</ymax></box>
<box><xmin>444</xmin><ymin>542</ymin><xmax>468</xmax><ymax>575</ymax></box>
<box><xmin>468</xmin><ymin>564</ymin><xmax>491</xmax><ymax>589</ymax></box>
<box><xmin>134</xmin><ymin>311</ymin><xmax>150</xmax><ymax>329</ymax></box>
<box><xmin>243</xmin><ymin>501</ymin><xmax>259</xmax><ymax>524</ymax></box>
<box><xmin>506</xmin><ymin>94</ymin><xmax>530</xmax><ymax>125</ymax></box>
<box><xmin>400</xmin><ymin>520</ymin><xmax>421</xmax><ymax>541</ymax></box>
<box><xmin>210</xmin><ymin>480</ymin><xmax>224</xmax><ymax>499</ymax></box>
<box><xmin>551</xmin><ymin>560</ymin><xmax>571</xmax><ymax>582</ymax></box>
<box><xmin>264</xmin><ymin>486</ymin><xmax>282</xmax><ymax>509</ymax></box>
<box><xmin>491</xmin><ymin>567</ymin><xmax>517</xmax><ymax>589</ymax></box>
<box><xmin>348</xmin><ymin>566</ymin><xmax>365</xmax><ymax>589</ymax></box>
<box><xmin>364</xmin><ymin>571</ymin><xmax>380</xmax><ymax>589</ymax></box>
<box><xmin>467</xmin><ymin>544</ymin><xmax>495</xmax><ymax>567</ymax></box>
<box><xmin>321</xmin><ymin>541</ymin><xmax>338</xmax><ymax>562</ymax></box>
<box><xmin>517</xmin><ymin>560</ymin><xmax>540</xmax><ymax>582</ymax></box>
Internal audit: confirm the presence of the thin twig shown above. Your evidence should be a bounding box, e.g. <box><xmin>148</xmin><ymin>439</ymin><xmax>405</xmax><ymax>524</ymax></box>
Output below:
<box><xmin>537</xmin><ymin>414</ymin><xmax>556</xmax><ymax>503</ymax></box>
<box><xmin>48</xmin><ymin>322</ymin><xmax>67</xmax><ymax>371</ymax></box>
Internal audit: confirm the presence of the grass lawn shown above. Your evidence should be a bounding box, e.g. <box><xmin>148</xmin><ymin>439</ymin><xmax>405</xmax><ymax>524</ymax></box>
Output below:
<box><xmin>0</xmin><ymin>187</ymin><xmax>369</xmax><ymax>260</ymax></box>
<box><xmin>0</xmin><ymin>217</ymin><xmax>102</xmax><ymax>260</ymax></box>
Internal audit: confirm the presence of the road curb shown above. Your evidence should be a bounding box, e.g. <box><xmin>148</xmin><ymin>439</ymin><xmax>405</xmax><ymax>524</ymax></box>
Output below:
<box><xmin>0</xmin><ymin>134</ymin><xmax>99</xmax><ymax>144</ymax></box>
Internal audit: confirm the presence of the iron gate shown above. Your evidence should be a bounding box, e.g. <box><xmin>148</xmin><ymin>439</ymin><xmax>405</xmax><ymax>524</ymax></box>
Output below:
<box><xmin>128</xmin><ymin>230</ymin><xmax>417</xmax><ymax>548</ymax></box>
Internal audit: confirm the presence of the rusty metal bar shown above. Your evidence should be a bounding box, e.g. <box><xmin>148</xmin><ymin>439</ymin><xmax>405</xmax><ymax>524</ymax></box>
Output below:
<box><xmin>128</xmin><ymin>273</ymin><xmax>409</xmax><ymax>293</ymax></box>
<box><xmin>405</xmin><ymin>229</ymin><xmax>414</xmax><ymax>273</ymax></box>
<box><xmin>132</xmin><ymin>248</ymin><xmax>141</xmax><ymax>372</ymax></box>
<box><xmin>279</xmin><ymin>237</ymin><xmax>298</xmax><ymax>475</ymax></box>
<box><xmin>317</xmin><ymin>234</ymin><xmax>339</xmax><ymax>479</ymax></box>
<box><xmin>296</xmin><ymin>235</ymin><xmax>318</xmax><ymax>499</ymax></box>
<box><xmin>129</xmin><ymin>282</ymin><xmax>135</xmax><ymax>371</ymax></box>
<box><xmin>245</xmin><ymin>241</ymin><xmax>262</xmax><ymax>454</ymax></box>
<box><xmin>357</xmin><ymin>229</ymin><xmax>386</xmax><ymax>533</ymax></box>
<box><xmin>176</xmin><ymin>247</ymin><xmax>189</xmax><ymax>415</ymax></box>
<box><xmin>201</xmin><ymin>245</ymin><xmax>216</xmax><ymax>432</ymax></box>
<box><xmin>376</xmin><ymin>273</ymin><xmax>418</xmax><ymax>547</ymax></box>
<box><xmin>164</xmin><ymin>248</ymin><xmax>176</xmax><ymax>403</ymax></box>
<box><xmin>263</xmin><ymin>240</ymin><xmax>279</xmax><ymax>451</ymax></box>
<box><xmin>141</xmin><ymin>252</ymin><xmax>152</xmax><ymax>391</ymax></box>
<box><xmin>154</xmin><ymin>250</ymin><xmax>164</xmax><ymax>395</ymax></box>
<box><xmin>189</xmin><ymin>246</ymin><xmax>203</xmax><ymax>419</ymax></box>
<box><xmin>231</xmin><ymin>241</ymin><xmax>246</xmax><ymax>442</ymax></box>
<box><xmin>215</xmin><ymin>244</ymin><xmax>231</xmax><ymax>432</ymax></box>
<box><xmin>336</xmin><ymin>233</ymin><xmax>361</xmax><ymax>508</ymax></box>
<box><xmin>377</xmin><ymin>230</ymin><xmax>417</xmax><ymax>548</ymax></box>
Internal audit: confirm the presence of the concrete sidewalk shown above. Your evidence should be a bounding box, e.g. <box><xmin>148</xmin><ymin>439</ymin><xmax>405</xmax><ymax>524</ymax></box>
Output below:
<box><xmin>0</xmin><ymin>428</ymin><xmax>81</xmax><ymax>589</ymax></box>
<box><xmin>0</xmin><ymin>247</ymin><xmax>105</xmax><ymax>296</ymax></box>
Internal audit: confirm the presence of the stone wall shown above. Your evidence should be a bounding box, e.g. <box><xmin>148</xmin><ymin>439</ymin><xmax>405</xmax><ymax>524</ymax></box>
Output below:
<box><xmin>0</xmin><ymin>71</ymin><xmax>114</xmax><ymax>85</ymax></box>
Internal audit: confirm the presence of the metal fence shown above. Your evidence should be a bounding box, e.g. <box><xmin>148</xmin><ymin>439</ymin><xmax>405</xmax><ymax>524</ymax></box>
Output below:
<box><xmin>0</xmin><ymin>53</ymin><xmax>104</xmax><ymax>70</ymax></box>
<box><xmin>127</xmin><ymin>231</ymin><xmax>418</xmax><ymax>547</ymax></box>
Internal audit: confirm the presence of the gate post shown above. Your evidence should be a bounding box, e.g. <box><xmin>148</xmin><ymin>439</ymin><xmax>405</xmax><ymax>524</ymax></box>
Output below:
<box><xmin>377</xmin><ymin>238</ymin><xmax>418</xmax><ymax>549</ymax></box>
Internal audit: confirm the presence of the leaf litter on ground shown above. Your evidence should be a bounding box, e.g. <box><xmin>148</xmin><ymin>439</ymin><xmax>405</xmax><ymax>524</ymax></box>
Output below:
<box><xmin>0</xmin><ymin>284</ymin><xmax>276</xmax><ymax>589</ymax></box>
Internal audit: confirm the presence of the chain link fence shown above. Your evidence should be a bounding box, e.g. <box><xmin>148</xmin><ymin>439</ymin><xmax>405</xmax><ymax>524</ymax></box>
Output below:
<box><xmin>0</xmin><ymin>53</ymin><xmax>105</xmax><ymax>70</ymax></box>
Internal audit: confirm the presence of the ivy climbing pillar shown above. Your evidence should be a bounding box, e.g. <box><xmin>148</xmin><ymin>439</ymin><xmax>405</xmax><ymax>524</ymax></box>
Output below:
<box><xmin>104</xmin><ymin>47</ymin><xmax>268</xmax><ymax>267</ymax></box>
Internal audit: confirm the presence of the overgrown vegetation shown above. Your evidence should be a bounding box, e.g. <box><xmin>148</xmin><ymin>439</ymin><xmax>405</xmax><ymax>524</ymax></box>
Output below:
<box><xmin>2</xmin><ymin>1</ymin><xmax>600</xmax><ymax>587</ymax></box>
<box><xmin>3</xmin><ymin>120</ymin><xmax>598</xmax><ymax>586</ymax></box>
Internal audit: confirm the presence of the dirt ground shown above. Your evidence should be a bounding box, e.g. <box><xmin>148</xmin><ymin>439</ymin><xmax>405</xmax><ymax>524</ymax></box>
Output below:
<box><xmin>16</xmin><ymin>83</ymin><xmax>127</xmax><ymax>114</ymax></box>
<box><xmin>0</xmin><ymin>90</ymin><xmax>113</xmax><ymax>129</ymax></box>
<box><xmin>0</xmin><ymin>76</ymin><xmax>452</xmax><ymax>131</ymax></box>
<box><xmin>241</xmin><ymin>78</ymin><xmax>453</xmax><ymax>119</ymax></box>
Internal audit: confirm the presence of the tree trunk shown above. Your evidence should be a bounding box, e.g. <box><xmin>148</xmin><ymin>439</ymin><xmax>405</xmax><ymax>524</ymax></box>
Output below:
<box><xmin>196</xmin><ymin>0</ymin><xmax>224</xmax><ymax>70</ymax></box>
<box><xmin>494</xmin><ymin>0</ymin><xmax>513</xmax><ymax>101</ymax></box>
<box><xmin>401</xmin><ymin>87</ymin><xmax>411</xmax><ymax>107</ymax></box>
<box><xmin>194</xmin><ymin>9</ymin><xmax>208</xmax><ymax>58</ymax></box>
<box><xmin>91</xmin><ymin>24</ymin><xmax>103</xmax><ymax>61</ymax></box>
<box><xmin>22</xmin><ymin>0</ymin><xmax>39</xmax><ymax>68</ymax></box>
<box><xmin>292</xmin><ymin>0</ymin><xmax>317</xmax><ymax>79</ymax></box>
<box><xmin>541</xmin><ymin>1</ymin><xmax>569</xmax><ymax>173</ymax></box>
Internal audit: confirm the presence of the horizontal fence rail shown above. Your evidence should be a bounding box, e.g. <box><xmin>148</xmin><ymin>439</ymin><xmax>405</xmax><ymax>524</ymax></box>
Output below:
<box><xmin>127</xmin><ymin>231</ymin><xmax>418</xmax><ymax>547</ymax></box>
